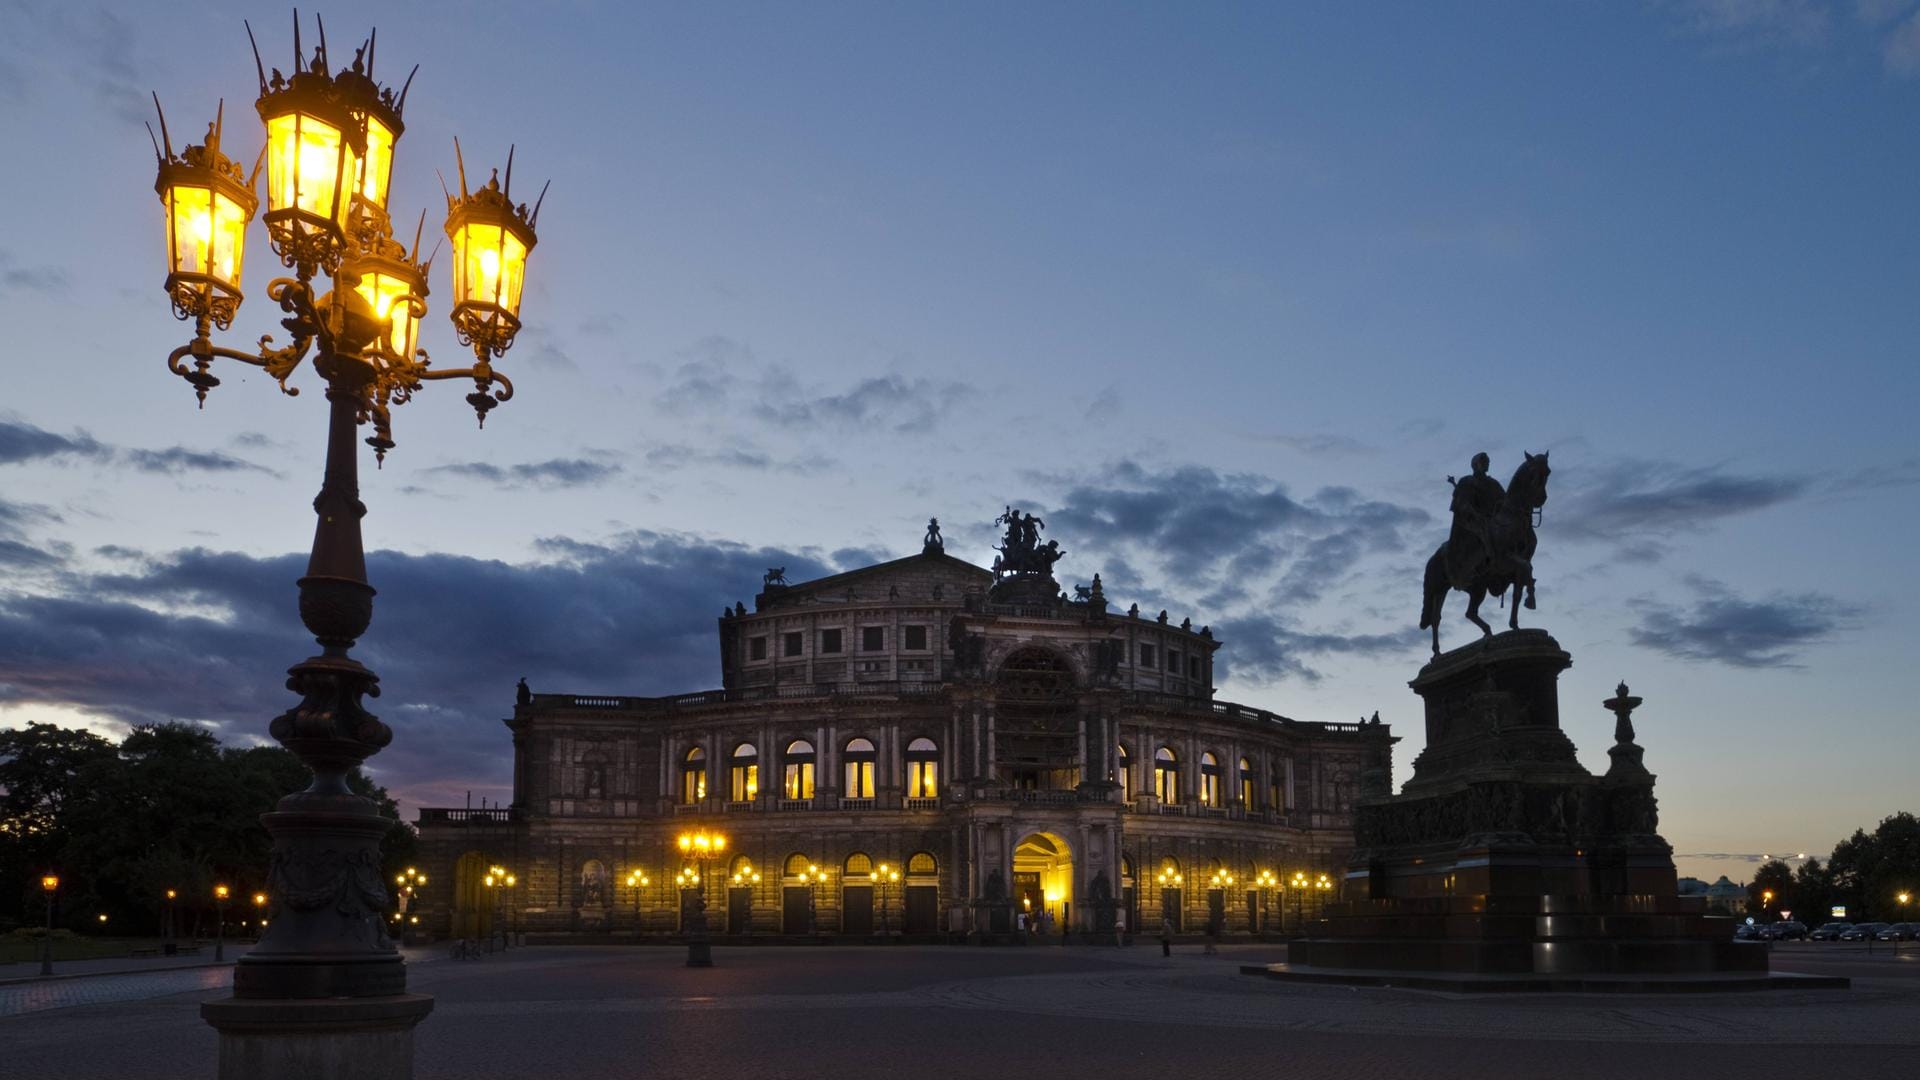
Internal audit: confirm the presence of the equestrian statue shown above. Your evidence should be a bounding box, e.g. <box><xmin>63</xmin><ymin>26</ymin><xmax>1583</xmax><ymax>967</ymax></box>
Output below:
<box><xmin>1419</xmin><ymin>450</ymin><xmax>1552</xmax><ymax>655</ymax></box>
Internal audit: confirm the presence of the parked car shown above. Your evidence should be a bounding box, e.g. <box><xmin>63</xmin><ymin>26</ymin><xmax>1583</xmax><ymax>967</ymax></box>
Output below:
<box><xmin>1840</xmin><ymin>923</ymin><xmax>1889</xmax><ymax>941</ymax></box>
<box><xmin>1809</xmin><ymin>922</ymin><xmax>1853</xmax><ymax>941</ymax></box>
<box><xmin>1734</xmin><ymin>923</ymin><xmax>1763</xmax><ymax>941</ymax></box>
<box><xmin>1766</xmin><ymin>921</ymin><xmax>1808</xmax><ymax>941</ymax></box>
<box><xmin>1875</xmin><ymin>923</ymin><xmax>1917</xmax><ymax>941</ymax></box>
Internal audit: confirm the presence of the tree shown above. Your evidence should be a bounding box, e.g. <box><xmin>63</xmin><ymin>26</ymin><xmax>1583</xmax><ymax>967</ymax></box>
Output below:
<box><xmin>1793</xmin><ymin>857</ymin><xmax>1834</xmax><ymax>924</ymax></box>
<box><xmin>1746</xmin><ymin>859</ymin><xmax>1795</xmax><ymax>919</ymax></box>
<box><xmin>0</xmin><ymin>724</ymin><xmax>115</xmax><ymax>927</ymax></box>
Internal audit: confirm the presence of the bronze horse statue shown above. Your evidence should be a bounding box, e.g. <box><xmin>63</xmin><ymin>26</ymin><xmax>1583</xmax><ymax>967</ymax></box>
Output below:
<box><xmin>1419</xmin><ymin>451</ymin><xmax>1551</xmax><ymax>655</ymax></box>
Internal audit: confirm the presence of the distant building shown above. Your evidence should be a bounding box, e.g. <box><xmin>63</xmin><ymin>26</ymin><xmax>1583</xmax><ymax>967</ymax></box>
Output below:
<box><xmin>1703</xmin><ymin>875</ymin><xmax>1745</xmax><ymax>914</ymax></box>
<box><xmin>414</xmin><ymin>517</ymin><xmax>1394</xmax><ymax>940</ymax></box>
<box><xmin>1677</xmin><ymin>876</ymin><xmax>1707</xmax><ymax>896</ymax></box>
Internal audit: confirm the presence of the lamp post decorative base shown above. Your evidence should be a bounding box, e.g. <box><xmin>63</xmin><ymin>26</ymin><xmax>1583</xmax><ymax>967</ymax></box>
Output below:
<box><xmin>201</xmin><ymin>994</ymin><xmax>434</xmax><ymax>1080</ymax></box>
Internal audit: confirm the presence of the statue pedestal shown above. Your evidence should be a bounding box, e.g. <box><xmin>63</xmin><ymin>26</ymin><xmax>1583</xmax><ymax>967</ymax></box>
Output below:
<box><xmin>1273</xmin><ymin>630</ymin><xmax>1830</xmax><ymax>990</ymax></box>
<box><xmin>201</xmin><ymin>994</ymin><xmax>433</xmax><ymax>1080</ymax></box>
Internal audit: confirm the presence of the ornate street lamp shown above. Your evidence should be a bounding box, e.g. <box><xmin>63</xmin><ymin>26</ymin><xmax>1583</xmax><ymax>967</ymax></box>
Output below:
<box><xmin>483</xmin><ymin>865</ymin><xmax>516</xmax><ymax>949</ymax></box>
<box><xmin>868</xmin><ymin>863</ymin><xmax>900</xmax><ymax>937</ymax></box>
<box><xmin>626</xmin><ymin>868</ymin><xmax>651</xmax><ymax>933</ymax></box>
<box><xmin>797</xmin><ymin>864</ymin><xmax>830</xmax><ymax>936</ymax></box>
<box><xmin>163</xmin><ymin>888</ymin><xmax>179</xmax><ymax>955</ymax></box>
<box><xmin>39</xmin><ymin>874</ymin><xmax>59</xmax><ymax>977</ymax></box>
<box><xmin>676</xmin><ymin>830</ymin><xmax>727</xmax><ymax>967</ymax></box>
<box><xmin>1253</xmin><ymin>869</ymin><xmax>1278</xmax><ymax>936</ymax></box>
<box><xmin>152</xmin><ymin>15</ymin><xmax>548</xmax><ymax>1070</ymax></box>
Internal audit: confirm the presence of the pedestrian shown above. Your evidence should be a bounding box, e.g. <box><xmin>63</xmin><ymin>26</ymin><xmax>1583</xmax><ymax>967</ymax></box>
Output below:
<box><xmin>1159</xmin><ymin>916</ymin><xmax>1174</xmax><ymax>958</ymax></box>
<box><xmin>1114</xmin><ymin>908</ymin><xmax>1127</xmax><ymax>948</ymax></box>
<box><xmin>1203</xmin><ymin>911</ymin><xmax>1221</xmax><ymax>955</ymax></box>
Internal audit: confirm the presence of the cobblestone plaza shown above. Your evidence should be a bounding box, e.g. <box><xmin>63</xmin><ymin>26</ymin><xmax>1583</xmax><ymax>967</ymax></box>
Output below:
<box><xmin>4</xmin><ymin>944</ymin><xmax>1912</xmax><ymax>1079</ymax></box>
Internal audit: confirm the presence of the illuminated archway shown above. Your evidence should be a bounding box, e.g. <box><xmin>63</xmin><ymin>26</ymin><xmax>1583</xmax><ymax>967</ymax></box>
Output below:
<box><xmin>1012</xmin><ymin>831</ymin><xmax>1074</xmax><ymax>930</ymax></box>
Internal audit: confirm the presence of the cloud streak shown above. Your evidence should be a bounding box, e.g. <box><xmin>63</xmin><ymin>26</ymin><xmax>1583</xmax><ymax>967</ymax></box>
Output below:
<box><xmin>0</xmin><ymin>419</ymin><xmax>271</xmax><ymax>476</ymax></box>
<box><xmin>425</xmin><ymin>457</ymin><xmax>623</xmax><ymax>487</ymax></box>
<box><xmin>1629</xmin><ymin>575</ymin><xmax>1861</xmax><ymax>667</ymax></box>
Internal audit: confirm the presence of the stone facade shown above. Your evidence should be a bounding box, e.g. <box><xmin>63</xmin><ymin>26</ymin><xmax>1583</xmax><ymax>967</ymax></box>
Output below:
<box><xmin>414</xmin><ymin>549</ymin><xmax>1393</xmax><ymax>940</ymax></box>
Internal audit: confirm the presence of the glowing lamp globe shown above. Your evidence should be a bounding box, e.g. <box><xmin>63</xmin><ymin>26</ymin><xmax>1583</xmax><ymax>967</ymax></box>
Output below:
<box><xmin>153</xmin><ymin>105</ymin><xmax>258</xmax><ymax>329</ymax></box>
<box><xmin>256</xmin><ymin>60</ymin><xmax>364</xmax><ymax>267</ymax></box>
<box><xmin>444</xmin><ymin>155</ymin><xmax>543</xmax><ymax>355</ymax></box>
<box><xmin>345</xmin><ymin>249</ymin><xmax>428</xmax><ymax>361</ymax></box>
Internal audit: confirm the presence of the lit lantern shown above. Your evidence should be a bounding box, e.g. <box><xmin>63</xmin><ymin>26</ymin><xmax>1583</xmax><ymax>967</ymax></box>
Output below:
<box><xmin>153</xmin><ymin>102</ymin><xmax>258</xmax><ymax>327</ymax></box>
<box><xmin>346</xmin><ymin>247</ymin><xmax>428</xmax><ymax>361</ymax></box>
<box><xmin>256</xmin><ymin>56</ymin><xmax>363</xmax><ymax>264</ymax></box>
<box><xmin>444</xmin><ymin>146</ymin><xmax>543</xmax><ymax>354</ymax></box>
<box><xmin>41</xmin><ymin>875</ymin><xmax>59</xmax><ymax>893</ymax></box>
<box><xmin>331</xmin><ymin>36</ymin><xmax>411</xmax><ymax>225</ymax></box>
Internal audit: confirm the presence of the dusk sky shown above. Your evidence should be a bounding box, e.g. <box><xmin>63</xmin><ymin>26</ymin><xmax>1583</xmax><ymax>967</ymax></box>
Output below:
<box><xmin>2</xmin><ymin>1</ymin><xmax>1916</xmax><ymax>886</ymax></box>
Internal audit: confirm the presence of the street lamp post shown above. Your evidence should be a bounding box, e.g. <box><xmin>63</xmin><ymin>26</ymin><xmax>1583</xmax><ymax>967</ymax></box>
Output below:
<box><xmin>1289</xmin><ymin>872</ymin><xmax>1308</xmax><ymax>934</ymax></box>
<box><xmin>1899</xmin><ymin>892</ymin><xmax>1912</xmax><ymax>956</ymax></box>
<box><xmin>164</xmin><ymin>888</ymin><xmax>178</xmax><ymax>956</ymax></box>
<box><xmin>155</xmin><ymin>17</ymin><xmax>547</xmax><ymax>1073</ymax></box>
<box><xmin>253</xmin><ymin>892</ymin><xmax>269</xmax><ymax>940</ymax></box>
<box><xmin>729</xmin><ymin>861</ymin><xmax>761</xmax><ymax>937</ymax></box>
<box><xmin>394</xmin><ymin>867</ymin><xmax>425</xmax><ymax>944</ymax></box>
<box><xmin>483</xmin><ymin>866</ymin><xmax>515</xmax><ymax>950</ymax></box>
<box><xmin>869</xmin><ymin>863</ymin><xmax>900</xmax><ymax>937</ymax></box>
<box><xmin>626</xmin><ymin>869</ymin><xmax>651</xmax><ymax>935</ymax></box>
<box><xmin>798</xmin><ymin>865</ymin><xmax>831</xmax><ymax>936</ymax></box>
<box><xmin>39</xmin><ymin>875</ymin><xmax>58</xmax><ymax>977</ymax></box>
<box><xmin>1208</xmin><ymin>869</ymin><xmax>1236</xmax><ymax>944</ymax></box>
<box><xmin>214</xmin><ymin>884</ymin><xmax>230</xmax><ymax>962</ymax></box>
<box><xmin>1253</xmin><ymin>870</ymin><xmax>1278</xmax><ymax>937</ymax></box>
<box><xmin>1156</xmin><ymin>866</ymin><xmax>1183</xmax><ymax>934</ymax></box>
<box><xmin>677</xmin><ymin>829</ymin><xmax>726</xmax><ymax>966</ymax></box>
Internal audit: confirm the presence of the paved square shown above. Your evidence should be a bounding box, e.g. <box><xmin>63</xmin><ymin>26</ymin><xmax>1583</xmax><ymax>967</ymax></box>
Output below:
<box><xmin>4</xmin><ymin>943</ymin><xmax>1914</xmax><ymax>1079</ymax></box>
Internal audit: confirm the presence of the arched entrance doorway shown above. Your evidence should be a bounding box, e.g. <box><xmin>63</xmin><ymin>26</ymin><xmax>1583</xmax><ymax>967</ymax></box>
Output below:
<box><xmin>1012</xmin><ymin>832</ymin><xmax>1073</xmax><ymax>932</ymax></box>
<box><xmin>452</xmin><ymin>851</ymin><xmax>493</xmax><ymax>940</ymax></box>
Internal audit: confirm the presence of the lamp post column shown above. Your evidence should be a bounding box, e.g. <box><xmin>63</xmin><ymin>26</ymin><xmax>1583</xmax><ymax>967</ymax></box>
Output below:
<box><xmin>39</xmin><ymin>876</ymin><xmax>58</xmax><ymax>977</ymax></box>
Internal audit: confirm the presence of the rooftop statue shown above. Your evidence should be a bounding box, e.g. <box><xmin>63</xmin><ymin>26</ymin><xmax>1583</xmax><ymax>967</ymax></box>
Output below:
<box><xmin>990</xmin><ymin>506</ymin><xmax>1064</xmax><ymax>578</ymax></box>
<box><xmin>923</xmin><ymin>517</ymin><xmax>944</xmax><ymax>554</ymax></box>
<box><xmin>1419</xmin><ymin>450</ymin><xmax>1552</xmax><ymax>655</ymax></box>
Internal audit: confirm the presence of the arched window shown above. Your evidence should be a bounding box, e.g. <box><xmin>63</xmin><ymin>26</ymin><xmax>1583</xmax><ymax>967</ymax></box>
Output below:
<box><xmin>681</xmin><ymin>746</ymin><xmax>706</xmax><ymax>803</ymax></box>
<box><xmin>844</xmin><ymin>737</ymin><xmax>876</xmax><ymax>798</ymax></box>
<box><xmin>907</xmin><ymin>851</ymin><xmax>937</xmax><ymax>876</ymax></box>
<box><xmin>1121</xmin><ymin>854</ymin><xmax>1136</xmax><ymax>885</ymax></box>
<box><xmin>1116</xmin><ymin>743</ymin><xmax>1133</xmax><ymax>801</ymax></box>
<box><xmin>1240</xmin><ymin>756</ymin><xmax>1256</xmax><ymax>809</ymax></box>
<box><xmin>1155</xmin><ymin>746</ymin><xmax>1179</xmax><ymax>804</ymax></box>
<box><xmin>730</xmin><ymin>742</ymin><xmax>759</xmax><ymax>803</ymax></box>
<box><xmin>906</xmin><ymin>737</ymin><xmax>939</xmax><ymax>799</ymax></box>
<box><xmin>783</xmin><ymin>740</ymin><xmax>816</xmax><ymax>800</ymax></box>
<box><xmin>845</xmin><ymin>852</ymin><xmax>872</xmax><ymax>876</ymax></box>
<box><xmin>730</xmin><ymin>854</ymin><xmax>757</xmax><ymax>880</ymax></box>
<box><xmin>784</xmin><ymin>852</ymin><xmax>813</xmax><ymax>878</ymax></box>
<box><xmin>1199</xmin><ymin>751</ymin><xmax>1222</xmax><ymax>808</ymax></box>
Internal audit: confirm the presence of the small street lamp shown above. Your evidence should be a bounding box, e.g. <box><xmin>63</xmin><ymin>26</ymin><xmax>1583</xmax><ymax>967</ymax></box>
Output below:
<box><xmin>213</xmin><ymin>884</ymin><xmax>231</xmax><ymax>962</ymax></box>
<box><xmin>163</xmin><ymin>888</ymin><xmax>179</xmax><ymax>956</ymax></box>
<box><xmin>38</xmin><ymin>875</ymin><xmax>59</xmax><ymax>977</ymax></box>
<box><xmin>1156</xmin><ymin>866</ymin><xmax>1183</xmax><ymax>933</ymax></box>
<box><xmin>869</xmin><ymin>863</ymin><xmax>900</xmax><ymax>937</ymax></box>
<box><xmin>394</xmin><ymin>867</ymin><xmax>425</xmax><ymax>943</ymax></box>
<box><xmin>1208</xmin><ymin>869</ymin><xmax>1236</xmax><ymax>941</ymax></box>
<box><xmin>730</xmin><ymin>861</ymin><xmax>761</xmax><ymax>937</ymax></box>
<box><xmin>152</xmin><ymin>21</ymin><xmax>549</xmax><ymax>1069</ymax></box>
<box><xmin>1253</xmin><ymin>869</ymin><xmax>1279</xmax><ymax>936</ymax></box>
<box><xmin>626</xmin><ymin>868</ymin><xmax>651</xmax><ymax>934</ymax></box>
<box><xmin>1898</xmin><ymin>892</ymin><xmax>1912</xmax><ymax>955</ymax></box>
<box><xmin>252</xmin><ymin>893</ymin><xmax>269</xmax><ymax>939</ymax></box>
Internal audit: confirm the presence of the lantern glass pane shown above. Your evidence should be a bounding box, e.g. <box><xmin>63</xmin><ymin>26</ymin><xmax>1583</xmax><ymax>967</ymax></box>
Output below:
<box><xmin>211</xmin><ymin>190</ymin><xmax>249</xmax><ymax>287</ymax></box>
<box><xmin>266</xmin><ymin>113</ymin><xmax>357</xmax><ymax>231</ymax></box>
<box><xmin>453</xmin><ymin>222</ymin><xmax>529</xmax><ymax>317</ymax></box>
<box><xmin>359</xmin><ymin>117</ymin><xmax>395</xmax><ymax>210</ymax></box>
<box><xmin>167</xmin><ymin>183</ymin><xmax>211</xmax><ymax>277</ymax></box>
<box><xmin>354</xmin><ymin>269</ymin><xmax>417</xmax><ymax>358</ymax></box>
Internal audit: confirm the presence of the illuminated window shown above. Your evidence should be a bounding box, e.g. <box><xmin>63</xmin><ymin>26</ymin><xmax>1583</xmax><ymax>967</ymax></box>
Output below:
<box><xmin>845</xmin><ymin>852</ymin><xmax>872</xmax><ymax>876</ymax></box>
<box><xmin>730</xmin><ymin>742</ymin><xmax>759</xmax><ymax>802</ymax></box>
<box><xmin>1199</xmin><ymin>752</ymin><xmax>1221</xmax><ymax>808</ymax></box>
<box><xmin>784</xmin><ymin>853</ymin><xmax>812</xmax><ymax>878</ymax></box>
<box><xmin>1116</xmin><ymin>743</ymin><xmax>1133</xmax><ymax>800</ymax></box>
<box><xmin>681</xmin><ymin>746</ymin><xmax>706</xmax><ymax>803</ymax></box>
<box><xmin>1155</xmin><ymin>746</ymin><xmax>1179</xmax><ymax>803</ymax></box>
<box><xmin>844</xmin><ymin>737</ymin><xmax>876</xmax><ymax>798</ymax></box>
<box><xmin>1240</xmin><ymin>756</ymin><xmax>1256</xmax><ymax>808</ymax></box>
<box><xmin>783</xmin><ymin>740</ymin><xmax>816</xmax><ymax>800</ymax></box>
<box><xmin>907</xmin><ymin>851</ymin><xmax>937</xmax><ymax>876</ymax></box>
<box><xmin>906</xmin><ymin>737</ymin><xmax>939</xmax><ymax>798</ymax></box>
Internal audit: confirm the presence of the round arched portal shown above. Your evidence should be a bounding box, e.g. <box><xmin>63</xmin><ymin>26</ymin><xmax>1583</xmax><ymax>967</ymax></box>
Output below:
<box><xmin>1012</xmin><ymin>831</ymin><xmax>1074</xmax><ymax>932</ymax></box>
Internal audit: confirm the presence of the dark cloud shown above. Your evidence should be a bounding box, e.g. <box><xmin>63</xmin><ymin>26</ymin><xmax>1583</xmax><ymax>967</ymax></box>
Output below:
<box><xmin>0</xmin><ymin>418</ymin><xmax>270</xmax><ymax>475</ymax></box>
<box><xmin>0</xmin><ymin>533</ymin><xmax>850</xmax><ymax>808</ymax></box>
<box><xmin>425</xmin><ymin>457</ymin><xmax>622</xmax><ymax>487</ymax></box>
<box><xmin>1213</xmin><ymin>613</ymin><xmax>1420</xmax><ymax>684</ymax></box>
<box><xmin>1553</xmin><ymin>459</ymin><xmax>1806</xmax><ymax>549</ymax></box>
<box><xmin>0</xmin><ymin>539</ymin><xmax>62</xmax><ymax>569</ymax></box>
<box><xmin>1629</xmin><ymin>576</ymin><xmax>1861</xmax><ymax>668</ymax></box>
<box><xmin>753</xmin><ymin>372</ymin><xmax>971</xmax><ymax>433</ymax></box>
<box><xmin>643</xmin><ymin>443</ymin><xmax>834</xmax><ymax>475</ymax></box>
<box><xmin>1260</xmin><ymin>432</ymin><xmax>1377</xmax><ymax>458</ymax></box>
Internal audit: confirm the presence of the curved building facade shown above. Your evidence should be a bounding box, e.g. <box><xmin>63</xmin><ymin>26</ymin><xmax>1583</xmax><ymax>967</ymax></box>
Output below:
<box><xmin>414</xmin><ymin>524</ymin><xmax>1395</xmax><ymax>940</ymax></box>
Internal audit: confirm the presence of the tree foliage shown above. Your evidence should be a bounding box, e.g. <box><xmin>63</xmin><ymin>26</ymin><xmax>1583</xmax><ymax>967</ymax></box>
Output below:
<box><xmin>1</xmin><ymin>721</ymin><xmax>413</xmax><ymax>932</ymax></box>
